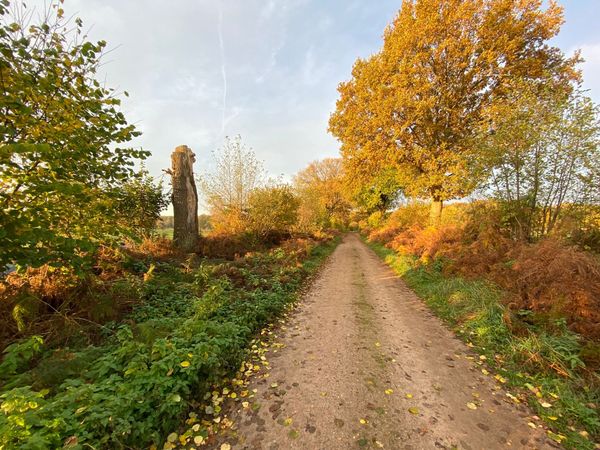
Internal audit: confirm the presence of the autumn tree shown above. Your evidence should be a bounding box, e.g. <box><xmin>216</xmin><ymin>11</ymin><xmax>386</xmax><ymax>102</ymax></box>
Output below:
<box><xmin>350</xmin><ymin>168</ymin><xmax>403</xmax><ymax>215</ymax></box>
<box><xmin>482</xmin><ymin>80</ymin><xmax>599</xmax><ymax>240</ymax></box>
<box><xmin>247</xmin><ymin>184</ymin><xmax>300</xmax><ymax>239</ymax></box>
<box><xmin>199</xmin><ymin>135</ymin><xmax>266</xmax><ymax>234</ymax></box>
<box><xmin>329</xmin><ymin>0</ymin><xmax>579</xmax><ymax>225</ymax></box>
<box><xmin>0</xmin><ymin>1</ymin><xmax>148</xmax><ymax>268</ymax></box>
<box><xmin>294</xmin><ymin>158</ymin><xmax>352</xmax><ymax>230</ymax></box>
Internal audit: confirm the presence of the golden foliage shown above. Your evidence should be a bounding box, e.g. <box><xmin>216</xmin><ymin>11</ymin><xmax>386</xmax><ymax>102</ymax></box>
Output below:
<box><xmin>329</xmin><ymin>0</ymin><xmax>578</xmax><ymax>208</ymax></box>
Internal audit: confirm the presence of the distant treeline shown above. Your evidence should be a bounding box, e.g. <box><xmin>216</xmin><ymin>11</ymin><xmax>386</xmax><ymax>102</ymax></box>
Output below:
<box><xmin>157</xmin><ymin>215</ymin><xmax>212</xmax><ymax>232</ymax></box>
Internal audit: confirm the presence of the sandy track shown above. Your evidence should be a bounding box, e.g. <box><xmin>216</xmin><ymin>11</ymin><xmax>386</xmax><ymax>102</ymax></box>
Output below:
<box><xmin>214</xmin><ymin>233</ymin><xmax>558</xmax><ymax>450</ymax></box>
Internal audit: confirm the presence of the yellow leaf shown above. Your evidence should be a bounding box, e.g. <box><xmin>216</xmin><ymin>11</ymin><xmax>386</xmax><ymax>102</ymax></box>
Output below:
<box><xmin>180</xmin><ymin>361</ymin><xmax>190</xmax><ymax>368</ymax></box>
<box><xmin>284</xmin><ymin>417</ymin><xmax>293</xmax><ymax>426</ymax></box>
<box><xmin>385</xmin><ymin>389</ymin><xmax>393</xmax><ymax>395</ymax></box>
<box><xmin>408</xmin><ymin>407</ymin><xmax>419</xmax><ymax>415</ymax></box>
<box><xmin>359</xmin><ymin>418</ymin><xmax>367</xmax><ymax>424</ymax></box>
<box><xmin>466</xmin><ymin>402</ymin><xmax>477</xmax><ymax>410</ymax></box>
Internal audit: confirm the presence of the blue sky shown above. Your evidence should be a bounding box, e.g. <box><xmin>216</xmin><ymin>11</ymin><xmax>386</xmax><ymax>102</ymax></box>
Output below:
<box><xmin>32</xmin><ymin>1</ymin><xmax>600</xmax><ymax>202</ymax></box>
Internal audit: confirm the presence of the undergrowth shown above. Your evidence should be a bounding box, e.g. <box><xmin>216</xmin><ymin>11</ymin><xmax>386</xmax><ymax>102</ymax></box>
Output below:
<box><xmin>0</xmin><ymin>236</ymin><xmax>339</xmax><ymax>449</ymax></box>
<box><xmin>367</xmin><ymin>239</ymin><xmax>600</xmax><ymax>450</ymax></box>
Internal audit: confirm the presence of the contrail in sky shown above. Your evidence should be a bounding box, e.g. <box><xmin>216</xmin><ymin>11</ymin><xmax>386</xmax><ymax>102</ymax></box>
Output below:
<box><xmin>218</xmin><ymin>1</ymin><xmax>227</xmax><ymax>135</ymax></box>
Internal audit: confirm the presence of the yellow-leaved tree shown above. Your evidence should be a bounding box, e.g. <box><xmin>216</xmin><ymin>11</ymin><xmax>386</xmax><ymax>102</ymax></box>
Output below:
<box><xmin>329</xmin><ymin>0</ymin><xmax>579</xmax><ymax>224</ymax></box>
<box><xmin>294</xmin><ymin>158</ymin><xmax>352</xmax><ymax>230</ymax></box>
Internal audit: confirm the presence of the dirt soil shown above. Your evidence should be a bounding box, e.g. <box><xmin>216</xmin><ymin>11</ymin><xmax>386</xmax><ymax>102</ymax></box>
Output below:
<box><xmin>214</xmin><ymin>233</ymin><xmax>560</xmax><ymax>450</ymax></box>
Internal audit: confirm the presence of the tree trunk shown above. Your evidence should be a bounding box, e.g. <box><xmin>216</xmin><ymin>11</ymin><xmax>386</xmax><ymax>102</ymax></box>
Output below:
<box><xmin>171</xmin><ymin>145</ymin><xmax>199</xmax><ymax>252</ymax></box>
<box><xmin>429</xmin><ymin>198</ymin><xmax>443</xmax><ymax>227</ymax></box>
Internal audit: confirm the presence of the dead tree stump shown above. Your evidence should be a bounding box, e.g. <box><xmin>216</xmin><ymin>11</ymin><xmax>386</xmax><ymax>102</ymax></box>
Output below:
<box><xmin>170</xmin><ymin>145</ymin><xmax>199</xmax><ymax>252</ymax></box>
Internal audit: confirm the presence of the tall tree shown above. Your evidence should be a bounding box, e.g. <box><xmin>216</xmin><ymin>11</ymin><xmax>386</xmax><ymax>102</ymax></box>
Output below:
<box><xmin>199</xmin><ymin>135</ymin><xmax>266</xmax><ymax>234</ymax></box>
<box><xmin>483</xmin><ymin>81</ymin><xmax>599</xmax><ymax>240</ymax></box>
<box><xmin>0</xmin><ymin>0</ymin><xmax>147</xmax><ymax>268</ymax></box>
<box><xmin>329</xmin><ymin>0</ymin><xmax>579</xmax><ymax>225</ymax></box>
<box><xmin>294</xmin><ymin>158</ymin><xmax>351</xmax><ymax>230</ymax></box>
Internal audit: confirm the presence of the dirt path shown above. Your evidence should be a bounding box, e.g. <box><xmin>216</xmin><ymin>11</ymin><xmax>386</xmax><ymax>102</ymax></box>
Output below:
<box><xmin>215</xmin><ymin>233</ymin><xmax>558</xmax><ymax>450</ymax></box>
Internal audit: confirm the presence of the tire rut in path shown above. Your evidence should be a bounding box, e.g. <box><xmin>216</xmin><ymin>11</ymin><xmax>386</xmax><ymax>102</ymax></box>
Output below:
<box><xmin>213</xmin><ymin>233</ymin><xmax>559</xmax><ymax>450</ymax></box>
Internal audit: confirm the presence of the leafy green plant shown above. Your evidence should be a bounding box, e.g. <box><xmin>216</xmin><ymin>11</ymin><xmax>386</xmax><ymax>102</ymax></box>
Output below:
<box><xmin>0</xmin><ymin>236</ymin><xmax>339</xmax><ymax>448</ymax></box>
<box><xmin>0</xmin><ymin>0</ymin><xmax>148</xmax><ymax>269</ymax></box>
<box><xmin>0</xmin><ymin>335</ymin><xmax>43</xmax><ymax>382</ymax></box>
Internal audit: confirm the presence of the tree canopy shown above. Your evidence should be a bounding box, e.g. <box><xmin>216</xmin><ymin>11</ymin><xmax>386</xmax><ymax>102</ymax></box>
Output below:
<box><xmin>294</xmin><ymin>158</ymin><xmax>352</xmax><ymax>230</ymax></box>
<box><xmin>329</xmin><ymin>0</ymin><xmax>580</xmax><ymax>223</ymax></box>
<box><xmin>0</xmin><ymin>0</ymin><xmax>149</xmax><ymax>268</ymax></box>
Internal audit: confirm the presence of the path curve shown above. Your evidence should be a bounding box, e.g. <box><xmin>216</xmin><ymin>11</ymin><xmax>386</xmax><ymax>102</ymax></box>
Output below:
<box><xmin>215</xmin><ymin>233</ymin><xmax>558</xmax><ymax>450</ymax></box>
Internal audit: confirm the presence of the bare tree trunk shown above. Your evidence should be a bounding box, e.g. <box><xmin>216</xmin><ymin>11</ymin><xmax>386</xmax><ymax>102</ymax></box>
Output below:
<box><xmin>429</xmin><ymin>198</ymin><xmax>443</xmax><ymax>227</ymax></box>
<box><xmin>171</xmin><ymin>145</ymin><xmax>199</xmax><ymax>252</ymax></box>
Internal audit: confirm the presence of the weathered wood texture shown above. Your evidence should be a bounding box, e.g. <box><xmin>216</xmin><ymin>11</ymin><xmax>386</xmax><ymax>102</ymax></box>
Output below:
<box><xmin>170</xmin><ymin>145</ymin><xmax>199</xmax><ymax>252</ymax></box>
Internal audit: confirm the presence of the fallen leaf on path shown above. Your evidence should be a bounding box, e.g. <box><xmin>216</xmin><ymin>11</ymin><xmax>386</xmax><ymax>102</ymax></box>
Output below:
<box><xmin>405</xmin><ymin>393</ymin><xmax>413</xmax><ymax>399</ymax></box>
<box><xmin>288</xmin><ymin>429</ymin><xmax>300</xmax><ymax>439</ymax></box>
<box><xmin>283</xmin><ymin>418</ymin><xmax>293</xmax><ymax>426</ymax></box>
<box><xmin>408</xmin><ymin>407</ymin><xmax>419</xmax><ymax>415</ymax></box>
<box><xmin>220</xmin><ymin>444</ymin><xmax>231</xmax><ymax>450</ymax></box>
<box><xmin>494</xmin><ymin>374</ymin><xmax>507</xmax><ymax>383</ymax></box>
<box><xmin>359</xmin><ymin>418</ymin><xmax>367</xmax><ymax>425</ymax></box>
<box><xmin>466</xmin><ymin>402</ymin><xmax>478</xmax><ymax>410</ymax></box>
<box><xmin>385</xmin><ymin>389</ymin><xmax>393</xmax><ymax>395</ymax></box>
